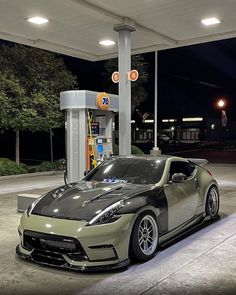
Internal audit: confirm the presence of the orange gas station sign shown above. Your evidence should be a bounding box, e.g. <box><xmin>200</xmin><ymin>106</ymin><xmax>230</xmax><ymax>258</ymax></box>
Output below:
<box><xmin>128</xmin><ymin>69</ymin><xmax>139</xmax><ymax>81</ymax></box>
<box><xmin>111</xmin><ymin>70</ymin><xmax>139</xmax><ymax>83</ymax></box>
<box><xmin>96</xmin><ymin>92</ymin><xmax>111</xmax><ymax>110</ymax></box>
<box><xmin>111</xmin><ymin>71</ymin><xmax>119</xmax><ymax>83</ymax></box>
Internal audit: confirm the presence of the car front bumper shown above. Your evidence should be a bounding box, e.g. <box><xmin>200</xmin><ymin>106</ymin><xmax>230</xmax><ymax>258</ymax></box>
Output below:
<box><xmin>16</xmin><ymin>212</ymin><xmax>135</xmax><ymax>271</ymax></box>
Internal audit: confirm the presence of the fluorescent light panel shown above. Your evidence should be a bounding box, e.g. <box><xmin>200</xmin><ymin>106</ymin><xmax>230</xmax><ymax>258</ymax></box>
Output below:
<box><xmin>27</xmin><ymin>16</ymin><xmax>49</xmax><ymax>24</ymax></box>
<box><xmin>144</xmin><ymin>119</ymin><xmax>154</xmax><ymax>123</ymax></box>
<box><xmin>162</xmin><ymin>119</ymin><xmax>176</xmax><ymax>122</ymax></box>
<box><xmin>201</xmin><ymin>17</ymin><xmax>220</xmax><ymax>26</ymax></box>
<box><xmin>182</xmin><ymin>117</ymin><xmax>203</xmax><ymax>122</ymax></box>
<box><xmin>99</xmin><ymin>40</ymin><xmax>115</xmax><ymax>46</ymax></box>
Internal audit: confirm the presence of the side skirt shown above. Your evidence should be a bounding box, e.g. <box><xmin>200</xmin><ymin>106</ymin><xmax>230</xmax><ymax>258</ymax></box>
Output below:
<box><xmin>159</xmin><ymin>214</ymin><xmax>207</xmax><ymax>247</ymax></box>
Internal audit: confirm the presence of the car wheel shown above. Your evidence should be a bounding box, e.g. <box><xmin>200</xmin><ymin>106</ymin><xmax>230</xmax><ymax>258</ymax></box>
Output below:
<box><xmin>206</xmin><ymin>186</ymin><xmax>219</xmax><ymax>219</ymax></box>
<box><xmin>130</xmin><ymin>212</ymin><xmax>158</xmax><ymax>261</ymax></box>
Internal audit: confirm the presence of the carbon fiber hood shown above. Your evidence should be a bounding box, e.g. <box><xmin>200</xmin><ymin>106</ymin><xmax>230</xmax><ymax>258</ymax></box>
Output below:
<box><xmin>31</xmin><ymin>181</ymin><xmax>154</xmax><ymax>221</ymax></box>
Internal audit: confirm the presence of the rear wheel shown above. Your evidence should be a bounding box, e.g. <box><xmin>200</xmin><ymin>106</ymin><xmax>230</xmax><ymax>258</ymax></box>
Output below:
<box><xmin>206</xmin><ymin>186</ymin><xmax>219</xmax><ymax>219</ymax></box>
<box><xmin>130</xmin><ymin>212</ymin><xmax>158</xmax><ymax>261</ymax></box>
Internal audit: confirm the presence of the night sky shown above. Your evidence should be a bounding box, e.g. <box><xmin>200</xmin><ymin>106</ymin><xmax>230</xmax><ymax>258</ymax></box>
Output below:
<box><xmin>1</xmin><ymin>36</ymin><xmax>236</xmax><ymax>122</ymax></box>
<box><xmin>1</xmin><ymin>37</ymin><xmax>236</xmax><ymax>161</ymax></box>
<box><xmin>63</xmin><ymin>37</ymin><xmax>236</xmax><ymax>122</ymax></box>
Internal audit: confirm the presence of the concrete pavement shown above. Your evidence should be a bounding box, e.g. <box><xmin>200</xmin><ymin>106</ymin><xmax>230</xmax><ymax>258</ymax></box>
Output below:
<box><xmin>0</xmin><ymin>173</ymin><xmax>64</xmax><ymax>195</ymax></box>
<box><xmin>0</xmin><ymin>164</ymin><xmax>235</xmax><ymax>295</ymax></box>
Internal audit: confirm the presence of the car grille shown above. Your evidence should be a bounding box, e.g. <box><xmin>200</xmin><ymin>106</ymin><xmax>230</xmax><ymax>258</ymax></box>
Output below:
<box><xmin>32</xmin><ymin>249</ymin><xmax>67</xmax><ymax>267</ymax></box>
<box><xmin>23</xmin><ymin>230</ymin><xmax>87</xmax><ymax>263</ymax></box>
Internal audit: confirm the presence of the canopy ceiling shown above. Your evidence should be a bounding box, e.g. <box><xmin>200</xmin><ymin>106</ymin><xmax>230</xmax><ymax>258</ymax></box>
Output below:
<box><xmin>0</xmin><ymin>0</ymin><xmax>236</xmax><ymax>60</ymax></box>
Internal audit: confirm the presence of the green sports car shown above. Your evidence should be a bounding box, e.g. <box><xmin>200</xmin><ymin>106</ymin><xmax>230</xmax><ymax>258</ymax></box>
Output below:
<box><xmin>16</xmin><ymin>155</ymin><xmax>219</xmax><ymax>271</ymax></box>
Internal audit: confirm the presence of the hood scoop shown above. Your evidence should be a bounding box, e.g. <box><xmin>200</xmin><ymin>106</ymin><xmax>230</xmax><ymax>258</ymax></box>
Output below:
<box><xmin>81</xmin><ymin>184</ymin><xmax>125</xmax><ymax>207</ymax></box>
<box><xmin>32</xmin><ymin>181</ymin><xmax>153</xmax><ymax>222</ymax></box>
<box><xmin>51</xmin><ymin>181</ymin><xmax>98</xmax><ymax>199</ymax></box>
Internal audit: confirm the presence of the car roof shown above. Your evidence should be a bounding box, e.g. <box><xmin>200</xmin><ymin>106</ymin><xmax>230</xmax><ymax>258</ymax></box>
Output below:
<box><xmin>114</xmin><ymin>154</ymin><xmax>176</xmax><ymax>161</ymax></box>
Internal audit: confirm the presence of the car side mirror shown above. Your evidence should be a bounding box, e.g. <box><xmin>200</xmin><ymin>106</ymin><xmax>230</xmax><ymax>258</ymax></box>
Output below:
<box><xmin>84</xmin><ymin>170</ymin><xmax>90</xmax><ymax>176</ymax></box>
<box><xmin>171</xmin><ymin>173</ymin><xmax>187</xmax><ymax>183</ymax></box>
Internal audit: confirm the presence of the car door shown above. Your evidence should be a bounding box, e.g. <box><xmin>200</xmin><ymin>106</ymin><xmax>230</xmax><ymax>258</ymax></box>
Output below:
<box><xmin>164</xmin><ymin>160</ymin><xmax>199</xmax><ymax>231</ymax></box>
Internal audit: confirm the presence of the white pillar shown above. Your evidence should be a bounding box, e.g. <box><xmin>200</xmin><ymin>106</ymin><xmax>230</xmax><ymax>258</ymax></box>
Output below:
<box><xmin>154</xmin><ymin>51</ymin><xmax>158</xmax><ymax>148</ymax></box>
<box><xmin>114</xmin><ymin>22</ymin><xmax>135</xmax><ymax>155</ymax></box>
<box><xmin>66</xmin><ymin>109</ymin><xmax>87</xmax><ymax>182</ymax></box>
<box><xmin>151</xmin><ymin>51</ymin><xmax>161</xmax><ymax>156</ymax></box>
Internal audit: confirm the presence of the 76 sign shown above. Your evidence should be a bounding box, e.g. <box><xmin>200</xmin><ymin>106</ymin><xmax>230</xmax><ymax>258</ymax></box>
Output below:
<box><xmin>96</xmin><ymin>92</ymin><xmax>111</xmax><ymax>110</ymax></box>
<box><xmin>111</xmin><ymin>70</ymin><xmax>139</xmax><ymax>83</ymax></box>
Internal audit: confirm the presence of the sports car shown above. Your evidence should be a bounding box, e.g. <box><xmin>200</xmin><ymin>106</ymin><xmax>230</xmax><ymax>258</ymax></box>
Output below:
<box><xmin>16</xmin><ymin>155</ymin><xmax>219</xmax><ymax>271</ymax></box>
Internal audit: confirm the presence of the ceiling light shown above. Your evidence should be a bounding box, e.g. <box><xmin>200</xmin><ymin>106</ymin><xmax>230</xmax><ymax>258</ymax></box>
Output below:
<box><xmin>201</xmin><ymin>17</ymin><xmax>220</xmax><ymax>26</ymax></box>
<box><xmin>182</xmin><ymin>117</ymin><xmax>203</xmax><ymax>122</ymax></box>
<box><xmin>99</xmin><ymin>40</ymin><xmax>116</xmax><ymax>46</ymax></box>
<box><xmin>27</xmin><ymin>16</ymin><xmax>49</xmax><ymax>25</ymax></box>
<box><xmin>162</xmin><ymin>119</ymin><xmax>176</xmax><ymax>122</ymax></box>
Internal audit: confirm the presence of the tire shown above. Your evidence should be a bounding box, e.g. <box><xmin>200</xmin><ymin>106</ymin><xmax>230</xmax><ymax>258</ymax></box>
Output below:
<box><xmin>206</xmin><ymin>186</ymin><xmax>220</xmax><ymax>219</ymax></box>
<box><xmin>130</xmin><ymin>212</ymin><xmax>158</xmax><ymax>261</ymax></box>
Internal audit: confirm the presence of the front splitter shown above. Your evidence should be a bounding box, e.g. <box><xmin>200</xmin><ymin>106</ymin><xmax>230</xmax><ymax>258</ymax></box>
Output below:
<box><xmin>16</xmin><ymin>244</ymin><xmax>130</xmax><ymax>272</ymax></box>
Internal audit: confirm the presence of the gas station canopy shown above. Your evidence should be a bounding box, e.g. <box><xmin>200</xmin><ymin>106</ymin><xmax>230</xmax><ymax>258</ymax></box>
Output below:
<box><xmin>1</xmin><ymin>0</ymin><xmax>236</xmax><ymax>61</ymax></box>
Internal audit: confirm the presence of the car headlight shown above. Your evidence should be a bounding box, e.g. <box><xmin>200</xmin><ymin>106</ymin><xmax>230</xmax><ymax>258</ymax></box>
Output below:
<box><xmin>26</xmin><ymin>195</ymin><xmax>44</xmax><ymax>217</ymax></box>
<box><xmin>87</xmin><ymin>199</ymin><xmax>125</xmax><ymax>226</ymax></box>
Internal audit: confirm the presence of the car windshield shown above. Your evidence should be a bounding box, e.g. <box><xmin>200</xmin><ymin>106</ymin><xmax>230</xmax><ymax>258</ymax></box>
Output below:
<box><xmin>84</xmin><ymin>157</ymin><xmax>166</xmax><ymax>185</ymax></box>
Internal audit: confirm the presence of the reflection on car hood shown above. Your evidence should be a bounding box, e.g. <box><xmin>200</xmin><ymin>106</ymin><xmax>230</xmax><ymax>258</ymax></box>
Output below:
<box><xmin>32</xmin><ymin>181</ymin><xmax>154</xmax><ymax>221</ymax></box>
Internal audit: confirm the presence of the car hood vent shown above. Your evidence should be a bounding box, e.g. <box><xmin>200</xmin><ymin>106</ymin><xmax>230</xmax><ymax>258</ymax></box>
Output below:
<box><xmin>31</xmin><ymin>181</ymin><xmax>153</xmax><ymax>221</ymax></box>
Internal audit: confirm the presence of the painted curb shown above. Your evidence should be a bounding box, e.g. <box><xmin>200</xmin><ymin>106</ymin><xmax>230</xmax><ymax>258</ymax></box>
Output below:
<box><xmin>0</xmin><ymin>171</ymin><xmax>63</xmax><ymax>182</ymax></box>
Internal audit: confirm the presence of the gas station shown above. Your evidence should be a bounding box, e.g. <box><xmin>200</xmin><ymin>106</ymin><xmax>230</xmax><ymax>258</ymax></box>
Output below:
<box><xmin>0</xmin><ymin>0</ymin><xmax>236</xmax><ymax>294</ymax></box>
<box><xmin>60</xmin><ymin>90</ymin><xmax>118</xmax><ymax>182</ymax></box>
<box><xmin>3</xmin><ymin>0</ymin><xmax>236</xmax><ymax>161</ymax></box>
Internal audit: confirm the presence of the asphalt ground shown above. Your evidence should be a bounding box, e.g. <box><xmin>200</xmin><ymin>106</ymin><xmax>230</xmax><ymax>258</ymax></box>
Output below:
<box><xmin>0</xmin><ymin>164</ymin><xmax>235</xmax><ymax>295</ymax></box>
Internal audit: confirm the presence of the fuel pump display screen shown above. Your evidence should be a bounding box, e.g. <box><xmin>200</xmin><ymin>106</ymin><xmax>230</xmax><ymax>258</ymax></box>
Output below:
<box><xmin>90</xmin><ymin>122</ymin><xmax>99</xmax><ymax>136</ymax></box>
<box><xmin>91</xmin><ymin>136</ymin><xmax>113</xmax><ymax>167</ymax></box>
<box><xmin>97</xmin><ymin>145</ymin><xmax>104</xmax><ymax>153</ymax></box>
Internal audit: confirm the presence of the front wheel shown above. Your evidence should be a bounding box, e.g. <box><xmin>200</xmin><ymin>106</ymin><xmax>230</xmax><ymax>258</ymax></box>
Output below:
<box><xmin>206</xmin><ymin>186</ymin><xmax>220</xmax><ymax>219</ymax></box>
<box><xmin>130</xmin><ymin>212</ymin><xmax>158</xmax><ymax>261</ymax></box>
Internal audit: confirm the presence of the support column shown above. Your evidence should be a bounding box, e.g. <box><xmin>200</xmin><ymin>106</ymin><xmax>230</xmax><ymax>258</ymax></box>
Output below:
<box><xmin>114</xmin><ymin>20</ymin><xmax>135</xmax><ymax>155</ymax></box>
<box><xmin>151</xmin><ymin>51</ymin><xmax>161</xmax><ymax>156</ymax></box>
<box><xmin>154</xmin><ymin>51</ymin><xmax>158</xmax><ymax>149</ymax></box>
<box><xmin>66</xmin><ymin>109</ymin><xmax>87</xmax><ymax>182</ymax></box>
<box><xmin>78</xmin><ymin>109</ymin><xmax>87</xmax><ymax>179</ymax></box>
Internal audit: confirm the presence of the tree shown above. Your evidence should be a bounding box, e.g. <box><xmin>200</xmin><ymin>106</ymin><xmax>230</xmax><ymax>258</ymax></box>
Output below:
<box><xmin>103</xmin><ymin>55</ymin><xmax>149</xmax><ymax>113</ymax></box>
<box><xmin>0</xmin><ymin>44</ymin><xmax>77</xmax><ymax>164</ymax></box>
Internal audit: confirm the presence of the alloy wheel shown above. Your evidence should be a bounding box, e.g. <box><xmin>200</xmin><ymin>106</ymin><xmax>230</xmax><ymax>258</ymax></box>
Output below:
<box><xmin>138</xmin><ymin>215</ymin><xmax>158</xmax><ymax>256</ymax></box>
<box><xmin>208</xmin><ymin>187</ymin><xmax>219</xmax><ymax>217</ymax></box>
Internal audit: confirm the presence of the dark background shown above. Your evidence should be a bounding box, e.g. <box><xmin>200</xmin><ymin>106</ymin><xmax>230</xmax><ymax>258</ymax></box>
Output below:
<box><xmin>1</xmin><ymin>37</ymin><xmax>236</xmax><ymax>163</ymax></box>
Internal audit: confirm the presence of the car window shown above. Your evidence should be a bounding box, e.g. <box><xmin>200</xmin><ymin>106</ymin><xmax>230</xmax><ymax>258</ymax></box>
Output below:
<box><xmin>187</xmin><ymin>162</ymin><xmax>196</xmax><ymax>175</ymax></box>
<box><xmin>169</xmin><ymin>161</ymin><xmax>191</xmax><ymax>180</ymax></box>
<box><xmin>84</xmin><ymin>158</ymin><xmax>166</xmax><ymax>185</ymax></box>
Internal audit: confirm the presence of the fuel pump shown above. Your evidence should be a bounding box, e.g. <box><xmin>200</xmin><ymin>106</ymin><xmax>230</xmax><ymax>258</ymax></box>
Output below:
<box><xmin>94</xmin><ymin>136</ymin><xmax>113</xmax><ymax>165</ymax></box>
<box><xmin>87</xmin><ymin>110</ymin><xmax>97</xmax><ymax>169</ymax></box>
<box><xmin>87</xmin><ymin>110</ymin><xmax>114</xmax><ymax>170</ymax></box>
<box><xmin>60</xmin><ymin>90</ymin><xmax>118</xmax><ymax>183</ymax></box>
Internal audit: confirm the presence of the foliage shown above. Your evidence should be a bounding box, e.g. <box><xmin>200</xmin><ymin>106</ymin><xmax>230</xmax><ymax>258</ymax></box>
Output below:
<box><xmin>36</xmin><ymin>161</ymin><xmax>62</xmax><ymax>172</ymax></box>
<box><xmin>0</xmin><ymin>158</ymin><xmax>28</xmax><ymax>176</ymax></box>
<box><xmin>131</xmin><ymin>145</ymin><xmax>145</xmax><ymax>155</ymax></box>
<box><xmin>0</xmin><ymin>44</ymin><xmax>77</xmax><ymax>132</ymax></box>
<box><xmin>103</xmin><ymin>55</ymin><xmax>149</xmax><ymax>113</ymax></box>
<box><xmin>0</xmin><ymin>43</ymin><xmax>77</xmax><ymax>164</ymax></box>
<box><xmin>0</xmin><ymin>73</ymin><xmax>26</xmax><ymax>129</ymax></box>
<box><xmin>113</xmin><ymin>144</ymin><xmax>144</xmax><ymax>155</ymax></box>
